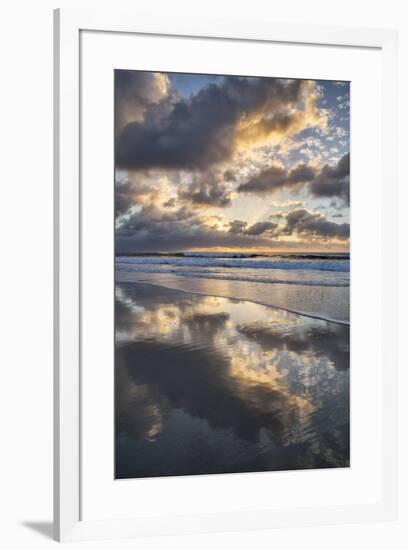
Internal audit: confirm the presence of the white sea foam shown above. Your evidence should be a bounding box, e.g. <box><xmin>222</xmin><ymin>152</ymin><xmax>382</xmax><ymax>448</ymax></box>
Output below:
<box><xmin>116</xmin><ymin>255</ymin><xmax>349</xmax><ymax>273</ymax></box>
<box><xmin>116</xmin><ymin>265</ymin><xmax>348</xmax><ymax>287</ymax></box>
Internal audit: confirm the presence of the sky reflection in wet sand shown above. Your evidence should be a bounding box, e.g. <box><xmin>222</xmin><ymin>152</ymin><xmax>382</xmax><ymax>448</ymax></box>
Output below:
<box><xmin>115</xmin><ymin>282</ymin><xmax>349</xmax><ymax>478</ymax></box>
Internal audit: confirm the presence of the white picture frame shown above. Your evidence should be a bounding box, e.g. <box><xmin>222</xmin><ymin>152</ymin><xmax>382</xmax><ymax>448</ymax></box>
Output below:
<box><xmin>54</xmin><ymin>8</ymin><xmax>398</xmax><ymax>542</ymax></box>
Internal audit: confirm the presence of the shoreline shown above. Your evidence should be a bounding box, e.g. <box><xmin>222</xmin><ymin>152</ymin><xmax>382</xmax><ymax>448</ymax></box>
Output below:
<box><xmin>115</xmin><ymin>273</ymin><xmax>350</xmax><ymax>327</ymax></box>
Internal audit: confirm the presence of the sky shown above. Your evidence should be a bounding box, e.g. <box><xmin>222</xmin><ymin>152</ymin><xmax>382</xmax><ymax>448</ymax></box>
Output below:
<box><xmin>115</xmin><ymin>70</ymin><xmax>350</xmax><ymax>253</ymax></box>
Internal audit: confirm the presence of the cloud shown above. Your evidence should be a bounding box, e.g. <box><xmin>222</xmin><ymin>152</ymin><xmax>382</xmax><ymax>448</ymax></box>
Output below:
<box><xmin>116</xmin><ymin>75</ymin><xmax>327</xmax><ymax>171</ymax></box>
<box><xmin>115</xmin><ymin>71</ymin><xmax>169</xmax><ymax>136</ymax></box>
<box><xmin>268</xmin><ymin>200</ymin><xmax>304</xmax><ymax>216</ymax></box>
<box><xmin>113</xmin><ymin>72</ymin><xmax>349</xmax><ymax>252</ymax></box>
<box><xmin>244</xmin><ymin>221</ymin><xmax>278</xmax><ymax>236</ymax></box>
<box><xmin>238</xmin><ymin>153</ymin><xmax>350</xmax><ymax>205</ymax></box>
<box><xmin>115</xmin><ymin>179</ymin><xmax>134</xmax><ymax>217</ymax></box>
<box><xmin>309</xmin><ymin>153</ymin><xmax>350</xmax><ymax>204</ymax></box>
<box><xmin>223</xmin><ymin>169</ymin><xmax>236</xmax><ymax>181</ymax></box>
<box><xmin>228</xmin><ymin>219</ymin><xmax>248</xmax><ymax>234</ymax></box>
<box><xmin>114</xmin><ymin>165</ymin><xmax>348</xmax><ymax>252</ymax></box>
<box><xmin>115</xmin><ymin>206</ymin><xmax>279</xmax><ymax>252</ymax></box>
<box><xmin>238</xmin><ymin>163</ymin><xmax>315</xmax><ymax>193</ymax></box>
<box><xmin>115</xmin><ymin>168</ymin><xmax>349</xmax><ymax>251</ymax></box>
<box><xmin>227</xmin><ymin>220</ymin><xmax>278</xmax><ymax>236</ymax></box>
<box><xmin>228</xmin><ymin>210</ymin><xmax>348</xmax><ymax>242</ymax></box>
<box><xmin>281</xmin><ymin>209</ymin><xmax>349</xmax><ymax>240</ymax></box>
<box><xmin>116</xmin><ymin>208</ymin><xmax>348</xmax><ymax>251</ymax></box>
<box><xmin>116</xmin><ymin>187</ymin><xmax>297</xmax><ymax>252</ymax></box>
<box><xmin>115</xmin><ymin>172</ymin><xmax>175</xmax><ymax>219</ymax></box>
<box><xmin>163</xmin><ymin>197</ymin><xmax>176</xmax><ymax>208</ymax></box>
<box><xmin>178</xmin><ymin>171</ymin><xmax>232</xmax><ymax>207</ymax></box>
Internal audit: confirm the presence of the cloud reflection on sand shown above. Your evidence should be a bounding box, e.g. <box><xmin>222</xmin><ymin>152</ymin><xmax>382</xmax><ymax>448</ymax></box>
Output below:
<box><xmin>115</xmin><ymin>282</ymin><xmax>349</xmax><ymax>478</ymax></box>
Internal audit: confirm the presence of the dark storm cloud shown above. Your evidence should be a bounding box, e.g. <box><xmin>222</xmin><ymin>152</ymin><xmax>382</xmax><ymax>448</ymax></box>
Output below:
<box><xmin>289</xmin><ymin>164</ymin><xmax>317</xmax><ymax>183</ymax></box>
<box><xmin>244</xmin><ymin>221</ymin><xmax>278</xmax><ymax>236</ymax></box>
<box><xmin>115</xmin><ymin>174</ymin><xmax>167</xmax><ymax>217</ymax></box>
<box><xmin>228</xmin><ymin>219</ymin><xmax>248</xmax><ymax>234</ymax></box>
<box><xmin>116</xmin><ymin>207</ymin><xmax>349</xmax><ymax>251</ymax></box>
<box><xmin>223</xmin><ymin>169</ymin><xmax>236</xmax><ymax>181</ymax></box>
<box><xmin>238</xmin><ymin>163</ymin><xmax>315</xmax><ymax>193</ymax></box>
<box><xmin>178</xmin><ymin>172</ymin><xmax>232</xmax><ymax>207</ymax></box>
<box><xmin>238</xmin><ymin>153</ymin><xmax>350</xmax><ymax>205</ymax></box>
<box><xmin>228</xmin><ymin>220</ymin><xmax>278</xmax><ymax>236</ymax></box>
<box><xmin>115</xmin><ymin>71</ymin><xmax>169</xmax><ymax>136</ymax></box>
<box><xmin>115</xmin><ymin>179</ymin><xmax>134</xmax><ymax>217</ymax></box>
<box><xmin>282</xmin><ymin>209</ymin><xmax>349</xmax><ymax>240</ymax></box>
<box><xmin>115</xmin><ymin>205</ymin><xmax>282</xmax><ymax>253</ymax></box>
<box><xmin>229</xmin><ymin>210</ymin><xmax>348</xmax><ymax>241</ymax></box>
<box><xmin>116</xmin><ymin>190</ymin><xmax>350</xmax><ymax>251</ymax></box>
<box><xmin>309</xmin><ymin>153</ymin><xmax>350</xmax><ymax>204</ymax></box>
<box><xmin>116</xmin><ymin>76</ymin><xmax>305</xmax><ymax>171</ymax></box>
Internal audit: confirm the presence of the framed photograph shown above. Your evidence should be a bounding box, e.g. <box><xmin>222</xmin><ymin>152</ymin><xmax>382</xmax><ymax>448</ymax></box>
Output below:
<box><xmin>54</xmin><ymin>8</ymin><xmax>398</xmax><ymax>542</ymax></box>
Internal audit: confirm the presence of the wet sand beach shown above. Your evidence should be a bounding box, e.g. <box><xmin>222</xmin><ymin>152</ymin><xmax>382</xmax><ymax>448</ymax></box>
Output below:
<box><xmin>115</xmin><ymin>282</ymin><xmax>350</xmax><ymax>479</ymax></box>
<box><xmin>116</xmin><ymin>258</ymin><xmax>350</xmax><ymax>324</ymax></box>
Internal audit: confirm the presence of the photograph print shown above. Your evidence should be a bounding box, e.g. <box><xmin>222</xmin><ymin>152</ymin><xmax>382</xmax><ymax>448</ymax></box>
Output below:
<box><xmin>114</xmin><ymin>70</ymin><xmax>350</xmax><ymax>479</ymax></box>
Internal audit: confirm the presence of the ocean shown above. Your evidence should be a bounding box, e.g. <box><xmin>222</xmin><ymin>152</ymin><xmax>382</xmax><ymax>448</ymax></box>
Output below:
<box><xmin>115</xmin><ymin>252</ymin><xmax>350</xmax><ymax>324</ymax></box>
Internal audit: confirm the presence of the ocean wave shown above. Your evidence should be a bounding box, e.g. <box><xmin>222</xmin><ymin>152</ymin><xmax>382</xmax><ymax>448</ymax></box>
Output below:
<box><xmin>116</xmin><ymin>255</ymin><xmax>349</xmax><ymax>272</ymax></box>
<box><xmin>179</xmin><ymin>252</ymin><xmax>348</xmax><ymax>260</ymax></box>
<box><xmin>116</xmin><ymin>265</ymin><xmax>348</xmax><ymax>287</ymax></box>
<box><xmin>180</xmin><ymin>252</ymin><xmax>258</xmax><ymax>258</ymax></box>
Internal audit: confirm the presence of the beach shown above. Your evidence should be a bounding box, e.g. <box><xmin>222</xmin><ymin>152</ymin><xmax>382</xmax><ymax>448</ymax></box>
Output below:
<box><xmin>116</xmin><ymin>253</ymin><xmax>350</xmax><ymax>323</ymax></box>
<box><xmin>115</xmin><ymin>280</ymin><xmax>350</xmax><ymax>479</ymax></box>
